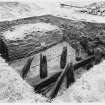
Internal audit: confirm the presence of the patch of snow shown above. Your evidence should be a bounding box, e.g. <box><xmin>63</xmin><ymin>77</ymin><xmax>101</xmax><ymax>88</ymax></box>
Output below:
<box><xmin>0</xmin><ymin>2</ymin><xmax>45</xmax><ymax>21</ymax></box>
<box><xmin>1</xmin><ymin>1</ymin><xmax>105</xmax><ymax>23</ymax></box>
<box><xmin>0</xmin><ymin>56</ymin><xmax>47</xmax><ymax>102</ymax></box>
<box><xmin>3</xmin><ymin>22</ymin><xmax>59</xmax><ymax>41</ymax></box>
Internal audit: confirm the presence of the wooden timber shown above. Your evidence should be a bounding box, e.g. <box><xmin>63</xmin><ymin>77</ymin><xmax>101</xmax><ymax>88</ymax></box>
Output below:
<box><xmin>34</xmin><ymin>55</ymin><xmax>95</xmax><ymax>95</ymax></box>
<box><xmin>49</xmin><ymin>63</ymin><xmax>74</xmax><ymax>99</ymax></box>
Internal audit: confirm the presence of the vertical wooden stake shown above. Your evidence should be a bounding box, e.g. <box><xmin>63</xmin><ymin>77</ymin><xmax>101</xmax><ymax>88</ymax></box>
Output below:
<box><xmin>60</xmin><ymin>46</ymin><xmax>67</xmax><ymax>69</ymax></box>
<box><xmin>43</xmin><ymin>55</ymin><xmax>48</xmax><ymax>78</ymax></box>
<box><xmin>49</xmin><ymin>63</ymin><xmax>71</xmax><ymax>99</ymax></box>
<box><xmin>40</xmin><ymin>54</ymin><xmax>48</xmax><ymax>79</ymax></box>
<box><xmin>94</xmin><ymin>48</ymin><xmax>102</xmax><ymax>65</ymax></box>
<box><xmin>85</xmin><ymin>60</ymin><xmax>93</xmax><ymax>70</ymax></box>
<box><xmin>66</xmin><ymin>63</ymin><xmax>75</xmax><ymax>88</ymax></box>
<box><xmin>40</xmin><ymin>53</ymin><xmax>43</xmax><ymax>78</ymax></box>
<box><xmin>21</xmin><ymin>56</ymin><xmax>34</xmax><ymax>79</ymax></box>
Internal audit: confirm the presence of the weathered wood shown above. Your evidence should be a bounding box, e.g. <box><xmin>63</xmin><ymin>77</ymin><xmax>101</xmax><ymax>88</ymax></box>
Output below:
<box><xmin>21</xmin><ymin>57</ymin><xmax>34</xmax><ymax>79</ymax></box>
<box><xmin>74</xmin><ymin>55</ymin><xmax>95</xmax><ymax>70</ymax></box>
<box><xmin>94</xmin><ymin>47</ymin><xmax>103</xmax><ymax>65</ymax></box>
<box><xmin>34</xmin><ymin>72</ymin><xmax>61</xmax><ymax>92</ymax></box>
<box><xmin>93</xmin><ymin>37</ymin><xmax>105</xmax><ymax>47</ymax></box>
<box><xmin>74</xmin><ymin>41</ymin><xmax>82</xmax><ymax>61</ymax></box>
<box><xmin>85</xmin><ymin>61</ymin><xmax>94</xmax><ymax>70</ymax></box>
<box><xmin>49</xmin><ymin>63</ymin><xmax>71</xmax><ymax>99</ymax></box>
<box><xmin>34</xmin><ymin>55</ymin><xmax>96</xmax><ymax>95</ymax></box>
<box><xmin>0</xmin><ymin>38</ymin><xmax>9</xmax><ymax>62</ymax></box>
<box><xmin>60</xmin><ymin>46</ymin><xmax>67</xmax><ymax>69</ymax></box>
<box><xmin>66</xmin><ymin>63</ymin><xmax>75</xmax><ymax>88</ymax></box>
<box><xmin>79</xmin><ymin>38</ymin><xmax>94</xmax><ymax>56</ymax></box>
<box><xmin>40</xmin><ymin>54</ymin><xmax>48</xmax><ymax>79</ymax></box>
<box><xmin>40</xmin><ymin>53</ymin><xmax>43</xmax><ymax>78</ymax></box>
<box><xmin>40</xmin><ymin>82</ymin><xmax>55</xmax><ymax>96</ymax></box>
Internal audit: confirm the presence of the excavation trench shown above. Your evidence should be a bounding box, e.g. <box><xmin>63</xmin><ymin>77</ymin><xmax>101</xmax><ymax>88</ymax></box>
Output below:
<box><xmin>2</xmin><ymin>34</ymin><xmax>104</xmax><ymax>100</ymax></box>
<box><xmin>1</xmin><ymin>31</ymin><xmax>105</xmax><ymax>100</ymax></box>
<box><xmin>1</xmin><ymin>15</ymin><xmax>105</xmax><ymax>100</ymax></box>
<box><xmin>9</xmin><ymin>40</ymin><xmax>89</xmax><ymax>99</ymax></box>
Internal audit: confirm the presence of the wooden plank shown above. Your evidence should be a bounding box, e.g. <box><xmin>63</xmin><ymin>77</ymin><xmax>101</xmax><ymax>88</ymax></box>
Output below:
<box><xmin>49</xmin><ymin>63</ymin><xmax>71</xmax><ymax>99</ymax></box>
<box><xmin>40</xmin><ymin>54</ymin><xmax>48</xmax><ymax>79</ymax></box>
<box><xmin>21</xmin><ymin>56</ymin><xmax>34</xmax><ymax>79</ymax></box>
<box><xmin>34</xmin><ymin>72</ymin><xmax>61</xmax><ymax>92</ymax></box>
<box><xmin>66</xmin><ymin>63</ymin><xmax>75</xmax><ymax>88</ymax></box>
<box><xmin>60</xmin><ymin>46</ymin><xmax>67</xmax><ymax>69</ymax></box>
<box><xmin>34</xmin><ymin>55</ymin><xmax>96</xmax><ymax>94</ymax></box>
<box><xmin>74</xmin><ymin>55</ymin><xmax>95</xmax><ymax>70</ymax></box>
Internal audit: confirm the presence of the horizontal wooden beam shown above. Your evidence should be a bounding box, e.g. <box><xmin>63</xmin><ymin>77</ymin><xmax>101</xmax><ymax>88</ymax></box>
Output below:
<box><xmin>34</xmin><ymin>72</ymin><xmax>61</xmax><ymax>92</ymax></box>
<box><xmin>74</xmin><ymin>55</ymin><xmax>95</xmax><ymax>70</ymax></box>
<box><xmin>49</xmin><ymin>63</ymin><xmax>72</xmax><ymax>99</ymax></box>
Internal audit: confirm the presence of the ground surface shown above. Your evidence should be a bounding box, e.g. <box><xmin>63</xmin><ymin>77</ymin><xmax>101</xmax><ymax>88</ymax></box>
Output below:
<box><xmin>1</xmin><ymin>0</ymin><xmax>105</xmax><ymax>103</ymax></box>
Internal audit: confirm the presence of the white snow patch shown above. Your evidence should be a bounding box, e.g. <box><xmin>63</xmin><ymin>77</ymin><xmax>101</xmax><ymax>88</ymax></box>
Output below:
<box><xmin>3</xmin><ymin>23</ymin><xmax>59</xmax><ymax>41</ymax></box>
<box><xmin>0</xmin><ymin>56</ymin><xmax>47</xmax><ymax>102</ymax></box>
<box><xmin>0</xmin><ymin>2</ymin><xmax>45</xmax><ymax>21</ymax></box>
<box><xmin>1</xmin><ymin>1</ymin><xmax>105</xmax><ymax>23</ymax></box>
<box><xmin>53</xmin><ymin>60</ymin><xmax>105</xmax><ymax>102</ymax></box>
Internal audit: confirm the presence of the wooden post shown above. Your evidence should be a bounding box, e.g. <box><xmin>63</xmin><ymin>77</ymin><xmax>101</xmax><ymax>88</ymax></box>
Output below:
<box><xmin>85</xmin><ymin>60</ymin><xmax>93</xmax><ymax>70</ymax></box>
<box><xmin>66</xmin><ymin>63</ymin><xmax>75</xmax><ymax>88</ymax></box>
<box><xmin>75</xmin><ymin>42</ymin><xmax>82</xmax><ymax>61</ymax></box>
<box><xmin>79</xmin><ymin>38</ymin><xmax>93</xmax><ymax>56</ymax></box>
<box><xmin>40</xmin><ymin>53</ymin><xmax>43</xmax><ymax>78</ymax></box>
<box><xmin>0</xmin><ymin>38</ymin><xmax>9</xmax><ymax>62</ymax></box>
<box><xmin>34</xmin><ymin>72</ymin><xmax>61</xmax><ymax>93</ymax></box>
<box><xmin>43</xmin><ymin>55</ymin><xmax>48</xmax><ymax>78</ymax></box>
<box><xmin>49</xmin><ymin>63</ymin><xmax>71</xmax><ymax>99</ymax></box>
<box><xmin>95</xmin><ymin>55</ymin><xmax>102</xmax><ymax>65</ymax></box>
<box><xmin>21</xmin><ymin>56</ymin><xmax>34</xmax><ymax>79</ymax></box>
<box><xmin>40</xmin><ymin>54</ymin><xmax>48</xmax><ymax>79</ymax></box>
<box><xmin>60</xmin><ymin>46</ymin><xmax>67</xmax><ymax>69</ymax></box>
<box><xmin>75</xmin><ymin>47</ymin><xmax>80</xmax><ymax>61</ymax></box>
<box><xmin>94</xmin><ymin>48</ymin><xmax>102</xmax><ymax>65</ymax></box>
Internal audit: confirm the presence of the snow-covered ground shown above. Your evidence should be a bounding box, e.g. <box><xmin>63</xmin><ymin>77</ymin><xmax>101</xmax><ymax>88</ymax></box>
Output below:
<box><xmin>53</xmin><ymin>60</ymin><xmax>105</xmax><ymax>102</ymax></box>
<box><xmin>0</xmin><ymin>1</ymin><xmax>46</xmax><ymax>21</ymax></box>
<box><xmin>0</xmin><ymin>56</ymin><xmax>47</xmax><ymax>102</ymax></box>
<box><xmin>1</xmin><ymin>0</ymin><xmax>105</xmax><ymax>23</ymax></box>
<box><xmin>3</xmin><ymin>22</ymin><xmax>59</xmax><ymax>41</ymax></box>
<box><xmin>41</xmin><ymin>0</ymin><xmax>105</xmax><ymax>23</ymax></box>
